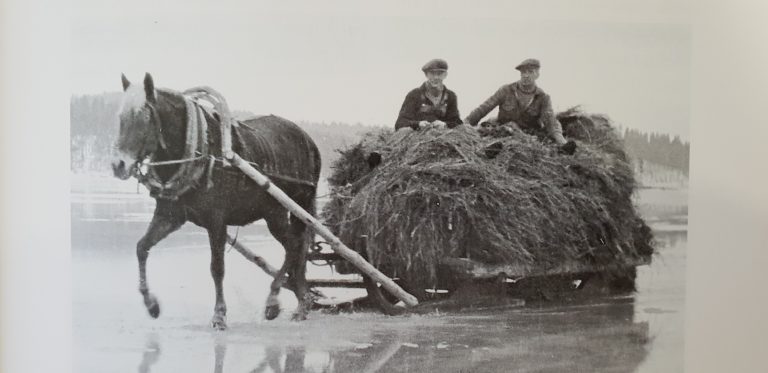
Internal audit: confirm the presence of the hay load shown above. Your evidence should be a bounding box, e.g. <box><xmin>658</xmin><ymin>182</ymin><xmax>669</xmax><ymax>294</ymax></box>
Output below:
<box><xmin>322</xmin><ymin>110</ymin><xmax>653</xmax><ymax>291</ymax></box>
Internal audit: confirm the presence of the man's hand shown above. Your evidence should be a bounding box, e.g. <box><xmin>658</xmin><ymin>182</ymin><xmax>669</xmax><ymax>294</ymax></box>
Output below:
<box><xmin>559</xmin><ymin>140</ymin><xmax>577</xmax><ymax>155</ymax></box>
<box><xmin>418</xmin><ymin>120</ymin><xmax>430</xmax><ymax>129</ymax></box>
<box><xmin>432</xmin><ymin>120</ymin><xmax>447</xmax><ymax>128</ymax></box>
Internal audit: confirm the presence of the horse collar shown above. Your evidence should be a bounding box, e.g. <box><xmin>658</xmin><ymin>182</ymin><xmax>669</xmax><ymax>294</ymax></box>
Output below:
<box><xmin>147</xmin><ymin>104</ymin><xmax>168</xmax><ymax>151</ymax></box>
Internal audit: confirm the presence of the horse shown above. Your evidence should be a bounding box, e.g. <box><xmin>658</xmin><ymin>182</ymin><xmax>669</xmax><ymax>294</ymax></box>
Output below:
<box><xmin>111</xmin><ymin>73</ymin><xmax>321</xmax><ymax>329</ymax></box>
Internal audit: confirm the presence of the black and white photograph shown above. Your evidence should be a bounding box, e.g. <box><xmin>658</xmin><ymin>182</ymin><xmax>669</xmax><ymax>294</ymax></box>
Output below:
<box><xmin>2</xmin><ymin>1</ymin><xmax>767</xmax><ymax>372</ymax></box>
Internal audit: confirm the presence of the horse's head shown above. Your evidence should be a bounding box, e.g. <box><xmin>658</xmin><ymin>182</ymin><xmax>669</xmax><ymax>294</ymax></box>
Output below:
<box><xmin>112</xmin><ymin>73</ymin><xmax>164</xmax><ymax>180</ymax></box>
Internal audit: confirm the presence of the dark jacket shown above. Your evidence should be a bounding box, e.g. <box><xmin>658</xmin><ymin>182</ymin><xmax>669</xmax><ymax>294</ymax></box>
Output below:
<box><xmin>465</xmin><ymin>82</ymin><xmax>565</xmax><ymax>142</ymax></box>
<box><xmin>395</xmin><ymin>83</ymin><xmax>462</xmax><ymax>130</ymax></box>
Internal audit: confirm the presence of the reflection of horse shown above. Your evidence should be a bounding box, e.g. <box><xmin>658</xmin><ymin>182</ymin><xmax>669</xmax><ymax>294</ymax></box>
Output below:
<box><xmin>137</xmin><ymin>334</ymin><xmax>161</xmax><ymax>373</ymax></box>
<box><xmin>112</xmin><ymin>73</ymin><xmax>321</xmax><ymax>328</ymax></box>
<box><xmin>249</xmin><ymin>346</ymin><xmax>310</xmax><ymax>373</ymax></box>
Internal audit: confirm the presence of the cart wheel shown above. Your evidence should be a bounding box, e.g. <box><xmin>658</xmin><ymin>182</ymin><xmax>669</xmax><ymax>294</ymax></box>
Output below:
<box><xmin>364</xmin><ymin>276</ymin><xmax>420</xmax><ymax>316</ymax></box>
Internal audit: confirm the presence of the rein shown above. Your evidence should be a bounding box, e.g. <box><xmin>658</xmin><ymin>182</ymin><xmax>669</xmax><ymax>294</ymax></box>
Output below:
<box><xmin>141</xmin><ymin>155</ymin><xmax>207</xmax><ymax>167</ymax></box>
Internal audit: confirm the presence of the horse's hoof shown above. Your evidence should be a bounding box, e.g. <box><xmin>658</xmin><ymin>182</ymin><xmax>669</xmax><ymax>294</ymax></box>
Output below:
<box><xmin>290</xmin><ymin>312</ymin><xmax>307</xmax><ymax>322</ymax></box>
<box><xmin>264</xmin><ymin>304</ymin><xmax>281</xmax><ymax>320</ymax></box>
<box><xmin>211</xmin><ymin>316</ymin><xmax>227</xmax><ymax>331</ymax></box>
<box><xmin>145</xmin><ymin>295</ymin><xmax>161</xmax><ymax>319</ymax></box>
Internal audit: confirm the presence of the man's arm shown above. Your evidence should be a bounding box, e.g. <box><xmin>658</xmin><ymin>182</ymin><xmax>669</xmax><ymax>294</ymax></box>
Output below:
<box><xmin>395</xmin><ymin>90</ymin><xmax>422</xmax><ymax>131</ymax></box>
<box><xmin>464</xmin><ymin>86</ymin><xmax>506</xmax><ymax>126</ymax></box>
<box><xmin>445</xmin><ymin>91</ymin><xmax>462</xmax><ymax>128</ymax></box>
<box><xmin>539</xmin><ymin>94</ymin><xmax>567</xmax><ymax>145</ymax></box>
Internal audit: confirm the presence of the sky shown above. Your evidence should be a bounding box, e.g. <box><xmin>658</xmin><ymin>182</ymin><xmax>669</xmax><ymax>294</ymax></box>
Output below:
<box><xmin>71</xmin><ymin>0</ymin><xmax>693</xmax><ymax>139</ymax></box>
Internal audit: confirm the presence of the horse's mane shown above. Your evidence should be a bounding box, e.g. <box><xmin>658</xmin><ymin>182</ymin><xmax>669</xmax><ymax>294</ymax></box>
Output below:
<box><xmin>119</xmin><ymin>84</ymin><xmax>148</xmax><ymax>115</ymax></box>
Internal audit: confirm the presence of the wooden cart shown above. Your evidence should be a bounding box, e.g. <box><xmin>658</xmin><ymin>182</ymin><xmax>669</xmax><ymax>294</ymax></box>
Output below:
<box><xmin>304</xmin><ymin>242</ymin><xmax>651</xmax><ymax>315</ymax></box>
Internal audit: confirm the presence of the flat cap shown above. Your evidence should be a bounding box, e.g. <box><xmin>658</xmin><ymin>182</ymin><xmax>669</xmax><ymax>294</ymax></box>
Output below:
<box><xmin>515</xmin><ymin>58</ymin><xmax>541</xmax><ymax>71</ymax></box>
<box><xmin>421</xmin><ymin>58</ymin><xmax>448</xmax><ymax>72</ymax></box>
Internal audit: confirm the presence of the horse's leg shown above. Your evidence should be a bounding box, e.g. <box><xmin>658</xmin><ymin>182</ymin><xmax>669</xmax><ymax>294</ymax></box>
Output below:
<box><xmin>288</xmin><ymin>224</ymin><xmax>311</xmax><ymax>321</ymax></box>
<box><xmin>137</xmin><ymin>208</ymin><xmax>185</xmax><ymax>318</ymax></box>
<box><xmin>207</xmin><ymin>217</ymin><xmax>228</xmax><ymax>330</ymax></box>
<box><xmin>287</xmin><ymin>196</ymin><xmax>315</xmax><ymax>321</ymax></box>
<box><xmin>262</xmin><ymin>191</ymin><xmax>315</xmax><ymax>321</ymax></box>
<box><xmin>263</xmin><ymin>210</ymin><xmax>298</xmax><ymax>321</ymax></box>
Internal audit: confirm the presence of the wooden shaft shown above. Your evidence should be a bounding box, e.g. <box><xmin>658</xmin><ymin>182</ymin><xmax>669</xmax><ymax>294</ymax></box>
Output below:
<box><xmin>227</xmin><ymin>234</ymin><xmax>281</xmax><ymax>277</ymax></box>
<box><xmin>230</xmin><ymin>153</ymin><xmax>419</xmax><ymax>307</ymax></box>
<box><xmin>227</xmin><ymin>234</ymin><xmax>325</xmax><ymax>298</ymax></box>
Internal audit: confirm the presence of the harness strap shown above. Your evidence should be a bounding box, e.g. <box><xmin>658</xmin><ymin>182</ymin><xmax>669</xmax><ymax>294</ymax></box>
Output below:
<box><xmin>148</xmin><ymin>105</ymin><xmax>167</xmax><ymax>150</ymax></box>
<box><xmin>183</xmin><ymin>87</ymin><xmax>234</xmax><ymax>160</ymax></box>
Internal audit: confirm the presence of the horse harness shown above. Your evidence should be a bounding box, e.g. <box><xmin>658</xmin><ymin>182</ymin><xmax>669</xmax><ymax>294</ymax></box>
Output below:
<box><xmin>133</xmin><ymin>89</ymin><xmax>315</xmax><ymax>200</ymax></box>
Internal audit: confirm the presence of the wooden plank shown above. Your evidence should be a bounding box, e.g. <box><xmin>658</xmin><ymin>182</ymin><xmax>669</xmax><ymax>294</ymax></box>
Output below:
<box><xmin>439</xmin><ymin>256</ymin><xmax>651</xmax><ymax>280</ymax></box>
<box><xmin>306</xmin><ymin>252</ymin><xmax>344</xmax><ymax>261</ymax></box>
<box><xmin>306</xmin><ymin>279</ymin><xmax>366</xmax><ymax>288</ymax></box>
<box><xmin>230</xmin><ymin>153</ymin><xmax>419</xmax><ymax>307</ymax></box>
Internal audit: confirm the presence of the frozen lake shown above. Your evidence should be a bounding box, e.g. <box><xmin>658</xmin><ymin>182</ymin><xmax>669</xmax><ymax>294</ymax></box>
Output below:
<box><xmin>72</xmin><ymin>174</ymin><xmax>687</xmax><ymax>372</ymax></box>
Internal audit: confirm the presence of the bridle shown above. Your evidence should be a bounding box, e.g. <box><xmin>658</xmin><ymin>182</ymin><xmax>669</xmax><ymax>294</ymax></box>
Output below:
<box><xmin>128</xmin><ymin>95</ymin><xmax>212</xmax><ymax>200</ymax></box>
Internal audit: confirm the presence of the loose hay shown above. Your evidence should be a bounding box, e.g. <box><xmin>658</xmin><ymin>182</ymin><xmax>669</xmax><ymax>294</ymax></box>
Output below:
<box><xmin>323</xmin><ymin>110</ymin><xmax>653</xmax><ymax>290</ymax></box>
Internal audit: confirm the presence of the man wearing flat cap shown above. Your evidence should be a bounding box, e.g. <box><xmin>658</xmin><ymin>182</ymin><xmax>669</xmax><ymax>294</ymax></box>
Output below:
<box><xmin>464</xmin><ymin>58</ymin><xmax>575</xmax><ymax>153</ymax></box>
<box><xmin>395</xmin><ymin>58</ymin><xmax>462</xmax><ymax>131</ymax></box>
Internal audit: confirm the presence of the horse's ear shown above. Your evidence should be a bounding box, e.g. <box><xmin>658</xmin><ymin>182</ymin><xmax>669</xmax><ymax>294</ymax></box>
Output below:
<box><xmin>121</xmin><ymin>73</ymin><xmax>130</xmax><ymax>91</ymax></box>
<box><xmin>144</xmin><ymin>72</ymin><xmax>156</xmax><ymax>102</ymax></box>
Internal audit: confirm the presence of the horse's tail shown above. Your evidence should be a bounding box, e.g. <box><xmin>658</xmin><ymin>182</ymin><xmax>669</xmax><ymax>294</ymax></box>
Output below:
<box><xmin>304</xmin><ymin>196</ymin><xmax>317</xmax><ymax>252</ymax></box>
<box><xmin>289</xmin><ymin>185</ymin><xmax>317</xmax><ymax>256</ymax></box>
<box><xmin>304</xmin><ymin>133</ymin><xmax>321</xmax><ymax>251</ymax></box>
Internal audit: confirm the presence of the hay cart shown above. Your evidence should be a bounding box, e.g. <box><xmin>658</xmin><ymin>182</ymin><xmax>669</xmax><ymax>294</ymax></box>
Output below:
<box><xmin>226</xmin><ymin>152</ymin><xmax>651</xmax><ymax>315</ymax></box>
<box><xmin>304</xmin><ymin>113</ymin><xmax>656</xmax><ymax>315</ymax></box>
<box><xmin>225</xmin><ymin>134</ymin><xmax>652</xmax><ymax>315</ymax></box>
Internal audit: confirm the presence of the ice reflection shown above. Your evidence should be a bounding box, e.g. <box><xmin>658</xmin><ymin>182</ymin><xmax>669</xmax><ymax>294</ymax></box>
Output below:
<box><xmin>254</xmin><ymin>346</ymin><xmax>317</xmax><ymax>373</ymax></box>
<box><xmin>214</xmin><ymin>338</ymin><xmax>226</xmax><ymax>373</ymax></box>
<box><xmin>137</xmin><ymin>334</ymin><xmax>161</xmax><ymax>373</ymax></box>
<box><xmin>247</xmin><ymin>345</ymin><xmax>285</xmax><ymax>373</ymax></box>
<box><xmin>135</xmin><ymin>297</ymin><xmax>651</xmax><ymax>372</ymax></box>
<box><xmin>328</xmin><ymin>299</ymin><xmax>650</xmax><ymax>372</ymax></box>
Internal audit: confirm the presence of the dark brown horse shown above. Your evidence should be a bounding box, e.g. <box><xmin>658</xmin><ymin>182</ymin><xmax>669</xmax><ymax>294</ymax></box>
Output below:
<box><xmin>111</xmin><ymin>73</ymin><xmax>321</xmax><ymax>329</ymax></box>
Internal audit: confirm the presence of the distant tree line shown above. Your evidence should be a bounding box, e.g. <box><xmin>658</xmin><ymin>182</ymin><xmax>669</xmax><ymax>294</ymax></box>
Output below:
<box><xmin>622</xmin><ymin>128</ymin><xmax>690</xmax><ymax>175</ymax></box>
<box><xmin>70</xmin><ymin>93</ymin><xmax>122</xmax><ymax>172</ymax></box>
<box><xmin>70</xmin><ymin>93</ymin><xmax>689</xmax><ymax>177</ymax></box>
